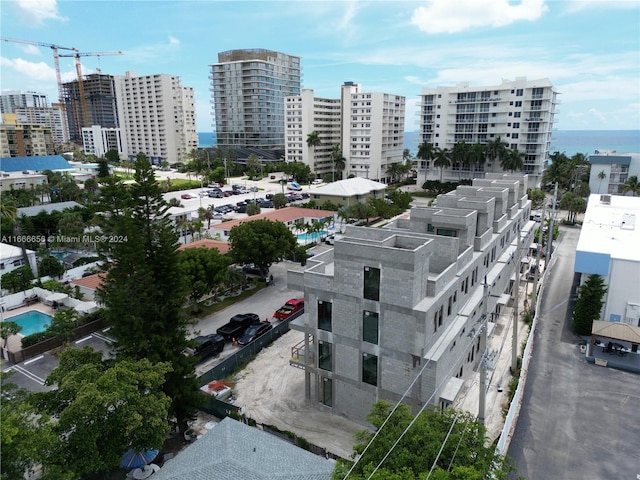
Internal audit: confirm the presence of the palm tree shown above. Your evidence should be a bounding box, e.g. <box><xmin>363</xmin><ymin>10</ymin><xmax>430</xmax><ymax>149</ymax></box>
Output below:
<box><xmin>469</xmin><ymin>142</ymin><xmax>486</xmax><ymax>176</ymax></box>
<box><xmin>451</xmin><ymin>141</ymin><xmax>470</xmax><ymax>180</ymax></box>
<box><xmin>501</xmin><ymin>148</ymin><xmax>525</xmax><ymax>173</ymax></box>
<box><xmin>417</xmin><ymin>141</ymin><xmax>436</xmax><ymax>173</ymax></box>
<box><xmin>433</xmin><ymin>147</ymin><xmax>451</xmax><ymax>183</ymax></box>
<box><xmin>330</xmin><ymin>143</ymin><xmax>345</xmax><ymax>182</ymax></box>
<box><xmin>306</xmin><ymin>131</ymin><xmax>321</xmax><ymax>171</ymax></box>
<box><xmin>246</xmin><ymin>154</ymin><xmax>261</xmax><ymax>179</ymax></box>
<box><xmin>597</xmin><ymin>170</ymin><xmax>607</xmax><ymax>193</ymax></box>
<box><xmin>386</xmin><ymin>163</ymin><xmax>403</xmax><ymax>184</ymax></box>
<box><xmin>619</xmin><ymin>175</ymin><xmax>640</xmax><ymax>196</ymax></box>
<box><xmin>0</xmin><ymin>199</ymin><xmax>18</xmax><ymax>223</ymax></box>
<box><xmin>486</xmin><ymin>136</ymin><xmax>508</xmax><ymax>169</ymax></box>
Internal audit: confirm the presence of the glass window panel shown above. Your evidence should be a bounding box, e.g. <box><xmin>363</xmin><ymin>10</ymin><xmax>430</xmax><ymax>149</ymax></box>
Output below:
<box><xmin>363</xmin><ymin>311</ymin><xmax>379</xmax><ymax>344</ymax></box>
<box><xmin>362</xmin><ymin>354</ymin><xmax>378</xmax><ymax>386</ymax></box>
<box><xmin>319</xmin><ymin>341</ymin><xmax>332</xmax><ymax>371</ymax></box>
<box><xmin>318</xmin><ymin>301</ymin><xmax>332</xmax><ymax>332</ymax></box>
<box><xmin>364</xmin><ymin>267</ymin><xmax>380</xmax><ymax>301</ymax></box>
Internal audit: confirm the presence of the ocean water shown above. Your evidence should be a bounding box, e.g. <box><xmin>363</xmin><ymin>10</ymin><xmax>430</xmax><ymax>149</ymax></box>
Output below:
<box><xmin>198</xmin><ymin>130</ymin><xmax>639</xmax><ymax>158</ymax></box>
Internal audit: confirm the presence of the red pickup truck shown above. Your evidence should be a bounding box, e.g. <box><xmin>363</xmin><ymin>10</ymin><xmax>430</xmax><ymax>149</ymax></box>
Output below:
<box><xmin>273</xmin><ymin>298</ymin><xmax>304</xmax><ymax>321</ymax></box>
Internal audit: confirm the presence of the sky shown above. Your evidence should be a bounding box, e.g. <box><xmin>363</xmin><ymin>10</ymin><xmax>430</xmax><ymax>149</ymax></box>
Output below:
<box><xmin>1</xmin><ymin>0</ymin><xmax>639</xmax><ymax>132</ymax></box>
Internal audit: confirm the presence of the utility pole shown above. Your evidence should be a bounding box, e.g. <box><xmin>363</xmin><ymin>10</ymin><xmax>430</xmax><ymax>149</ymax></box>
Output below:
<box><xmin>547</xmin><ymin>182</ymin><xmax>558</xmax><ymax>262</ymax></box>
<box><xmin>512</xmin><ymin>229</ymin><xmax>521</xmax><ymax>373</ymax></box>
<box><xmin>479</xmin><ymin>279</ymin><xmax>489</xmax><ymax>425</ymax></box>
<box><xmin>531</xmin><ymin>205</ymin><xmax>546</xmax><ymax>308</ymax></box>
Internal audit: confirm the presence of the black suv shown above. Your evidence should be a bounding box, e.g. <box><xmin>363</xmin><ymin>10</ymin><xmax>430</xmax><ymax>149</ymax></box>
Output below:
<box><xmin>193</xmin><ymin>334</ymin><xmax>225</xmax><ymax>360</ymax></box>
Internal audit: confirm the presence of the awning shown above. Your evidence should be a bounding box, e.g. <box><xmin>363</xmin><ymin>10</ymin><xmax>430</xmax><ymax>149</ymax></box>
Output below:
<box><xmin>74</xmin><ymin>301</ymin><xmax>98</xmax><ymax>314</ymax></box>
<box><xmin>45</xmin><ymin>292</ymin><xmax>68</xmax><ymax>303</ymax></box>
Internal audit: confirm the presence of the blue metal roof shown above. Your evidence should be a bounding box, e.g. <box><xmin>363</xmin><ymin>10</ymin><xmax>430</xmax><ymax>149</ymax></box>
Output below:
<box><xmin>0</xmin><ymin>155</ymin><xmax>73</xmax><ymax>172</ymax></box>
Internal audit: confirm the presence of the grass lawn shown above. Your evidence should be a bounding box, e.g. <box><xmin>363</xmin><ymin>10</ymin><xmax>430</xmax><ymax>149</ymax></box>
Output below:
<box><xmin>189</xmin><ymin>280</ymin><xmax>267</xmax><ymax>318</ymax></box>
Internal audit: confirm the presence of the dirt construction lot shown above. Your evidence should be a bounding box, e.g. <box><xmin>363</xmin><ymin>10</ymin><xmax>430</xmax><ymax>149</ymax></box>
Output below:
<box><xmin>232</xmin><ymin>329</ymin><xmax>363</xmax><ymax>459</ymax></box>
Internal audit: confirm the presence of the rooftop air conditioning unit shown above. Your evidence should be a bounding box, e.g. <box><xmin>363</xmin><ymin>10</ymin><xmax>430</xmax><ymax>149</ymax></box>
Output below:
<box><xmin>600</xmin><ymin>194</ymin><xmax>611</xmax><ymax>205</ymax></box>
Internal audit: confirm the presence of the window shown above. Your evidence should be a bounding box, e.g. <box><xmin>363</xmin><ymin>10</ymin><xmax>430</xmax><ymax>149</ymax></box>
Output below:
<box><xmin>363</xmin><ymin>311</ymin><xmax>379</xmax><ymax>344</ymax></box>
<box><xmin>362</xmin><ymin>353</ymin><xmax>378</xmax><ymax>386</ymax></box>
<box><xmin>319</xmin><ymin>341</ymin><xmax>332</xmax><ymax>371</ymax></box>
<box><xmin>318</xmin><ymin>301</ymin><xmax>332</xmax><ymax>332</ymax></box>
<box><xmin>321</xmin><ymin>377</ymin><xmax>333</xmax><ymax>406</ymax></box>
<box><xmin>364</xmin><ymin>266</ymin><xmax>380</xmax><ymax>301</ymax></box>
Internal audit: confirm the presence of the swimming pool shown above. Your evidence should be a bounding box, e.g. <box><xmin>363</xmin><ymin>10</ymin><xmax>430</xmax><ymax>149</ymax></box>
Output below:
<box><xmin>7</xmin><ymin>310</ymin><xmax>52</xmax><ymax>336</ymax></box>
<box><xmin>297</xmin><ymin>230</ymin><xmax>328</xmax><ymax>242</ymax></box>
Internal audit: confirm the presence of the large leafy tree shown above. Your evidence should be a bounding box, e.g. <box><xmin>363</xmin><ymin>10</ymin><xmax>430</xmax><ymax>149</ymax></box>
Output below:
<box><xmin>177</xmin><ymin>247</ymin><xmax>230</xmax><ymax>312</ymax></box>
<box><xmin>229</xmin><ymin>219</ymin><xmax>297</xmax><ymax>274</ymax></box>
<box><xmin>96</xmin><ymin>153</ymin><xmax>200</xmax><ymax>423</ymax></box>
<box><xmin>573</xmin><ymin>274</ymin><xmax>607</xmax><ymax>335</ymax></box>
<box><xmin>333</xmin><ymin>401</ymin><xmax>516</xmax><ymax>480</ymax></box>
<box><xmin>1</xmin><ymin>372</ymin><xmax>55</xmax><ymax>480</ymax></box>
<box><xmin>1</xmin><ymin>265</ymin><xmax>34</xmax><ymax>293</ymax></box>
<box><xmin>32</xmin><ymin>348</ymin><xmax>172</xmax><ymax>479</ymax></box>
<box><xmin>560</xmin><ymin>191</ymin><xmax>587</xmax><ymax>223</ymax></box>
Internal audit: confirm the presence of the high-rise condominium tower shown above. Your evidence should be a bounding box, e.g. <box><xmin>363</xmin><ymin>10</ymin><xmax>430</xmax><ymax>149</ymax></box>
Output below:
<box><xmin>210</xmin><ymin>49</ymin><xmax>301</xmax><ymax>148</ymax></box>
<box><xmin>417</xmin><ymin>77</ymin><xmax>557</xmax><ymax>186</ymax></box>
<box><xmin>114</xmin><ymin>71</ymin><xmax>197</xmax><ymax>164</ymax></box>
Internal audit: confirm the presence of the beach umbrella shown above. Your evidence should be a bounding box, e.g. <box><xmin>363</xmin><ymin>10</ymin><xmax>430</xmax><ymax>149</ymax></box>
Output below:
<box><xmin>120</xmin><ymin>448</ymin><xmax>159</xmax><ymax>470</ymax></box>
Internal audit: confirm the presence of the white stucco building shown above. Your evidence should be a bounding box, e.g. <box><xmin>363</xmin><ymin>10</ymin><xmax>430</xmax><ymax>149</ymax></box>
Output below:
<box><xmin>574</xmin><ymin>194</ymin><xmax>640</xmax><ymax>326</ymax></box>
<box><xmin>285</xmin><ymin>82</ymin><xmax>405</xmax><ymax>183</ymax></box>
<box><xmin>586</xmin><ymin>151</ymin><xmax>640</xmax><ymax>195</ymax></box>
<box><xmin>114</xmin><ymin>72</ymin><xmax>198</xmax><ymax>164</ymax></box>
<box><xmin>417</xmin><ymin>77</ymin><xmax>558</xmax><ymax>186</ymax></box>
<box><xmin>0</xmin><ymin>243</ymin><xmax>37</xmax><ymax>277</ymax></box>
<box><xmin>81</xmin><ymin>125</ymin><xmax>124</xmax><ymax>159</ymax></box>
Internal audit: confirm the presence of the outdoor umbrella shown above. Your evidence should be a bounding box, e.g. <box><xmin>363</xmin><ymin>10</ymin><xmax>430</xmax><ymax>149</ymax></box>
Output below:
<box><xmin>120</xmin><ymin>449</ymin><xmax>159</xmax><ymax>470</ymax></box>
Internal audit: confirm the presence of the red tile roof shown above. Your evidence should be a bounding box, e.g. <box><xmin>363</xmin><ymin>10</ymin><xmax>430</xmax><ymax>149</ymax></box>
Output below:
<box><xmin>214</xmin><ymin>206</ymin><xmax>335</xmax><ymax>231</ymax></box>
<box><xmin>177</xmin><ymin>239</ymin><xmax>231</xmax><ymax>254</ymax></box>
<box><xmin>70</xmin><ymin>273</ymin><xmax>106</xmax><ymax>291</ymax></box>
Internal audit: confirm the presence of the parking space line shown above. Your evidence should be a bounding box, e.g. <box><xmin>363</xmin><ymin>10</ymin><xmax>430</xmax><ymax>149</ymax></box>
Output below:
<box><xmin>12</xmin><ymin>364</ymin><xmax>45</xmax><ymax>385</ymax></box>
<box><xmin>24</xmin><ymin>355</ymin><xmax>43</xmax><ymax>366</ymax></box>
<box><xmin>75</xmin><ymin>336</ymin><xmax>92</xmax><ymax>344</ymax></box>
<box><xmin>93</xmin><ymin>332</ymin><xmax>114</xmax><ymax>343</ymax></box>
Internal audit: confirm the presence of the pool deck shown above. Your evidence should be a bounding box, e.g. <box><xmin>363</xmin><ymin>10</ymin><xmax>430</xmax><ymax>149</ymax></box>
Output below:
<box><xmin>2</xmin><ymin>302</ymin><xmax>54</xmax><ymax>353</ymax></box>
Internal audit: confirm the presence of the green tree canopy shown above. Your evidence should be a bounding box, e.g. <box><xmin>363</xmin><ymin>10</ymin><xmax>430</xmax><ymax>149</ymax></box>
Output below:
<box><xmin>333</xmin><ymin>401</ymin><xmax>515</xmax><ymax>480</ymax></box>
<box><xmin>527</xmin><ymin>188</ymin><xmax>546</xmax><ymax>210</ymax></box>
<box><xmin>573</xmin><ymin>274</ymin><xmax>607</xmax><ymax>335</ymax></box>
<box><xmin>32</xmin><ymin>348</ymin><xmax>172</xmax><ymax>479</ymax></box>
<box><xmin>272</xmin><ymin>193</ymin><xmax>288</xmax><ymax>209</ymax></box>
<box><xmin>246</xmin><ymin>201</ymin><xmax>261</xmax><ymax>216</ymax></box>
<box><xmin>229</xmin><ymin>219</ymin><xmax>297</xmax><ymax>274</ymax></box>
<box><xmin>39</xmin><ymin>256</ymin><xmax>65</xmax><ymax>279</ymax></box>
<box><xmin>619</xmin><ymin>175</ymin><xmax>640</xmax><ymax>196</ymax></box>
<box><xmin>96</xmin><ymin>154</ymin><xmax>200</xmax><ymax>423</ymax></box>
<box><xmin>177</xmin><ymin>247</ymin><xmax>231</xmax><ymax>310</ymax></box>
<box><xmin>1</xmin><ymin>265</ymin><xmax>34</xmax><ymax>293</ymax></box>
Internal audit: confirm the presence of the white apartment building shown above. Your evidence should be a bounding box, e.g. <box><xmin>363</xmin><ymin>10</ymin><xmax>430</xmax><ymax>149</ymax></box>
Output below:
<box><xmin>81</xmin><ymin>125</ymin><xmax>124</xmax><ymax>158</ymax></box>
<box><xmin>417</xmin><ymin>77</ymin><xmax>558</xmax><ymax>186</ymax></box>
<box><xmin>285</xmin><ymin>82</ymin><xmax>405</xmax><ymax>183</ymax></box>
<box><xmin>575</xmin><ymin>194</ymin><xmax>640</xmax><ymax>325</ymax></box>
<box><xmin>210</xmin><ymin>49</ymin><xmax>302</xmax><ymax>149</ymax></box>
<box><xmin>586</xmin><ymin>151</ymin><xmax>640</xmax><ymax>195</ymax></box>
<box><xmin>114</xmin><ymin>72</ymin><xmax>197</xmax><ymax>164</ymax></box>
<box><xmin>285</xmin><ymin>89</ymin><xmax>342</xmax><ymax>179</ymax></box>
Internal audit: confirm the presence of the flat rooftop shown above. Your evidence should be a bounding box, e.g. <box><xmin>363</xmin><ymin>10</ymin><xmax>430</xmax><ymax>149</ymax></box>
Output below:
<box><xmin>577</xmin><ymin>194</ymin><xmax>640</xmax><ymax>263</ymax></box>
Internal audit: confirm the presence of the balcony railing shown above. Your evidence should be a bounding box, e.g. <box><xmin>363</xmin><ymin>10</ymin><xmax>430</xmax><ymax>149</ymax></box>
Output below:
<box><xmin>290</xmin><ymin>337</ymin><xmax>314</xmax><ymax>369</ymax></box>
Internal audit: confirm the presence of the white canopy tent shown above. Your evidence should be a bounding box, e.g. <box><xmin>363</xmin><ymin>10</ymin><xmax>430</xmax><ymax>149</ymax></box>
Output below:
<box><xmin>74</xmin><ymin>301</ymin><xmax>98</xmax><ymax>314</ymax></box>
<box><xmin>45</xmin><ymin>292</ymin><xmax>68</xmax><ymax>305</ymax></box>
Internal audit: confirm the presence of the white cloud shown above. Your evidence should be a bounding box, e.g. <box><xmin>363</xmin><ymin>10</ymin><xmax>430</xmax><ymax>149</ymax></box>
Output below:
<box><xmin>0</xmin><ymin>57</ymin><xmax>56</xmax><ymax>81</ymax></box>
<box><xmin>560</xmin><ymin>0</ymin><xmax>639</xmax><ymax>14</ymax></box>
<box><xmin>16</xmin><ymin>0</ymin><xmax>66</xmax><ymax>26</ymax></box>
<box><xmin>168</xmin><ymin>36</ymin><xmax>180</xmax><ymax>46</ymax></box>
<box><xmin>411</xmin><ymin>0</ymin><xmax>548</xmax><ymax>34</ymax></box>
<box><xmin>124</xmin><ymin>37</ymin><xmax>182</xmax><ymax>64</ymax></box>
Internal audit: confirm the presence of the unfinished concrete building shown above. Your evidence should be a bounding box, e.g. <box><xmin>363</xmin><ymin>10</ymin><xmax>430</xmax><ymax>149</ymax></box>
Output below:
<box><xmin>288</xmin><ymin>173</ymin><xmax>535</xmax><ymax>423</ymax></box>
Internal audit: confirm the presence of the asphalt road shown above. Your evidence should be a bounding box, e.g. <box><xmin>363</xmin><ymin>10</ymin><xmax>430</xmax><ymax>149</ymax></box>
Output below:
<box><xmin>508</xmin><ymin>226</ymin><xmax>640</xmax><ymax>479</ymax></box>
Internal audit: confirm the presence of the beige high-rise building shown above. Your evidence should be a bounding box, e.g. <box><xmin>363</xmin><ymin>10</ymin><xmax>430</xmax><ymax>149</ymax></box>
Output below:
<box><xmin>114</xmin><ymin>71</ymin><xmax>197</xmax><ymax>164</ymax></box>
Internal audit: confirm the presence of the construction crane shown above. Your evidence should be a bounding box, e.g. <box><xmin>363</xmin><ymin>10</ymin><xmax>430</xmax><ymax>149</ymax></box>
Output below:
<box><xmin>0</xmin><ymin>37</ymin><xmax>77</xmax><ymax>109</ymax></box>
<box><xmin>59</xmin><ymin>50</ymin><xmax>123</xmax><ymax>129</ymax></box>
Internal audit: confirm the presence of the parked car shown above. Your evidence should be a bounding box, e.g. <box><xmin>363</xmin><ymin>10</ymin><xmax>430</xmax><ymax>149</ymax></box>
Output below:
<box><xmin>185</xmin><ymin>334</ymin><xmax>225</xmax><ymax>360</ymax></box>
<box><xmin>312</xmin><ymin>179</ymin><xmax>322</xmax><ymax>185</ymax></box>
<box><xmin>258</xmin><ymin>200</ymin><xmax>274</xmax><ymax>208</ymax></box>
<box><xmin>216</xmin><ymin>313</ymin><xmax>260</xmax><ymax>341</ymax></box>
<box><xmin>208</xmin><ymin>190</ymin><xmax>224</xmax><ymax>198</ymax></box>
<box><xmin>273</xmin><ymin>298</ymin><xmax>304</xmax><ymax>321</ymax></box>
<box><xmin>236</xmin><ymin>203</ymin><xmax>248</xmax><ymax>213</ymax></box>
<box><xmin>287</xmin><ymin>182</ymin><xmax>302</xmax><ymax>191</ymax></box>
<box><xmin>242</xmin><ymin>263</ymin><xmax>268</xmax><ymax>278</ymax></box>
<box><xmin>181</xmin><ymin>193</ymin><xmax>194</xmax><ymax>199</ymax></box>
<box><xmin>237</xmin><ymin>322</ymin><xmax>273</xmax><ymax>346</ymax></box>
<box><xmin>199</xmin><ymin>190</ymin><xmax>209</xmax><ymax>197</ymax></box>
<box><xmin>248</xmin><ymin>186</ymin><xmax>259</xmax><ymax>192</ymax></box>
